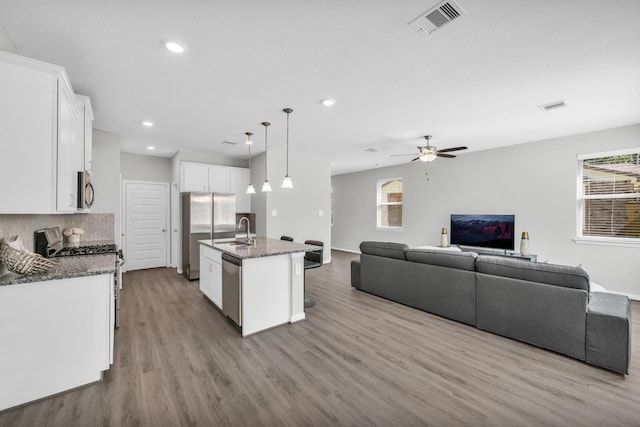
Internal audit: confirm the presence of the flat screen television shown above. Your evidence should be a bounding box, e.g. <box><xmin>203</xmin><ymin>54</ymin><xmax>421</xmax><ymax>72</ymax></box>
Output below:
<box><xmin>450</xmin><ymin>214</ymin><xmax>515</xmax><ymax>250</ymax></box>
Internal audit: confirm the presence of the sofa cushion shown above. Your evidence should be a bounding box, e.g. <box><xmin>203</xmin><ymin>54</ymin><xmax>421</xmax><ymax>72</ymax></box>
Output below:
<box><xmin>359</xmin><ymin>241</ymin><xmax>408</xmax><ymax>260</ymax></box>
<box><xmin>476</xmin><ymin>255</ymin><xmax>590</xmax><ymax>291</ymax></box>
<box><xmin>406</xmin><ymin>249</ymin><xmax>477</xmax><ymax>271</ymax></box>
<box><xmin>586</xmin><ymin>292</ymin><xmax>631</xmax><ymax>374</ymax></box>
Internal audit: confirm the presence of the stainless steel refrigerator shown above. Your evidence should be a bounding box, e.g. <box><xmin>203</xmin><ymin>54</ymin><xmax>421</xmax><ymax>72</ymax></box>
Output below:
<box><xmin>182</xmin><ymin>192</ymin><xmax>236</xmax><ymax>280</ymax></box>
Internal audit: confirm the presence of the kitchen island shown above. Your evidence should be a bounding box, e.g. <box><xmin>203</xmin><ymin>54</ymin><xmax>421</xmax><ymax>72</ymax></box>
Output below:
<box><xmin>199</xmin><ymin>237</ymin><xmax>320</xmax><ymax>336</ymax></box>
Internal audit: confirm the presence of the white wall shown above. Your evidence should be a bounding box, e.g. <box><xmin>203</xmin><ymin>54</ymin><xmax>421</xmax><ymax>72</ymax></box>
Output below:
<box><xmin>91</xmin><ymin>129</ymin><xmax>121</xmax><ymax>243</ymax></box>
<box><xmin>120</xmin><ymin>153</ymin><xmax>172</xmax><ymax>182</ymax></box>
<box><xmin>332</xmin><ymin>124</ymin><xmax>640</xmax><ymax>297</ymax></box>
<box><xmin>253</xmin><ymin>150</ymin><xmax>332</xmax><ymax>261</ymax></box>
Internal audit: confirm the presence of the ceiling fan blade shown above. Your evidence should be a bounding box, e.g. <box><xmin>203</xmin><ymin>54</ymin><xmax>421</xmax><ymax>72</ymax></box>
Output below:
<box><xmin>411</xmin><ymin>157</ymin><xmax>421</xmax><ymax>162</ymax></box>
<box><xmin>437</xmin><ymin>146</ymin><xmax>468</xmax><ymax>153</ymax></box>
<box><xmin>436</xmin><ymin>153</ymin><xmax>456</xmax><ymax>158</ymax></box>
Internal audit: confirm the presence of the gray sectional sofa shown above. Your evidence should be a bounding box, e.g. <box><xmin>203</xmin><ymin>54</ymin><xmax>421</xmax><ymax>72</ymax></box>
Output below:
<box><xmin>350</xmin><ymin>241</ymin><xmax>632</xmax><ymax>374</ymax></box>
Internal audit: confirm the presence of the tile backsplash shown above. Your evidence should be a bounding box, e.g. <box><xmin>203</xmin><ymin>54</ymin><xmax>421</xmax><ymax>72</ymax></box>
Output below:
<box><xmin>0</xmin><ymin>213</ymin><xmax>115</xmax><ymax>250</ymax></box>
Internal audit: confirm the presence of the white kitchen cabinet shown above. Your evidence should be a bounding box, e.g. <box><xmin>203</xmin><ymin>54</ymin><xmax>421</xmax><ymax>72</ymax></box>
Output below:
<box><xmin>56</xmin><ymin>84</ymin><xmax>81</xmax><ymax>212</ymax></box>
<box><xmin>0</xmin><ymin>51</ymin><xmax>83</xmax><ymax>214</ymax></box>
<box><xmin>229</xmin><ymin>167</ymin><xmax>251</xmax><ymax>213</ymax></box>
<box><xmin>208</xmin><ymin>165</ymin><xmax>230</xmax><ymax>193</ymax></box>
<box><xmin>75</xmin><ymin>94</ymin><xmax>94</xmax><ymax>172</ymax></box>
<box><xmin>180</xmin><ymin>162</ymin><xmax>251</xmax><ymax>212</ymax></box>
<box><xmin>200</xmin><ymin>255</ymin><xmax>214</xmax><ymax>299</ymax></box>
<box><xmin>0</xmin><ymin>274</ymin><xmax>113</xmax><ymax>411</ymax></box>
<box><xmin>200</xmin><ymin>243</ymin><xmax>222</xmax><ymax>309</ymax></box>
<box><xmin>180</xmin><ymin>162</ymin><xmax>210</xmax><ymax>193</ymax></box>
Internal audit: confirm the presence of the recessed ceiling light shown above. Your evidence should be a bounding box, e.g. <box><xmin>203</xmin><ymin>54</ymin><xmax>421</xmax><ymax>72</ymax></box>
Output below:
<box><xmin>322</xmin><ymin>98</ymin><xmax>336</xmax><ymax>107</ymax></box>
<box><xmin>164</xmin><ymin>40</ymin><xmax>187</xmax><ymax>54</ymax></box>
<box><xmin>141</xmin><ymin>121</ymin><xmax>154</xmax><ymax>127</ymax></box>
<box><xmin>147</xmin><ymin>146</ymin><xmax>156</xmax><ymax>150</ymax></box>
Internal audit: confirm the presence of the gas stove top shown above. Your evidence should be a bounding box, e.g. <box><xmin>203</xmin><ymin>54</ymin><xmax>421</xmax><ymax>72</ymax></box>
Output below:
<box><xmin>51</xmin><ymin>241</ymin><xmax>118</xmax><ymax>257</ymax></box>
<box><xmin>35</xmin><ymin>227</ymin><xmax>118</xmax><ymax>258</ymax></box>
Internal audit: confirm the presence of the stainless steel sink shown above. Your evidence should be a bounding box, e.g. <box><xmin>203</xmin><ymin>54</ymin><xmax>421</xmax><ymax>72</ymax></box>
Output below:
<box><xmin>222</xmin><ymin>240</ymin><xmax>254</xmax><ymax>247</ymax></box>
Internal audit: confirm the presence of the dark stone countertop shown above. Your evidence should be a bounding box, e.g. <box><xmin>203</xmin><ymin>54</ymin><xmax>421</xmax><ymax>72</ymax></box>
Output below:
<box><xmin>0</xmin><ymin>254</ymin><xmax>116</xmax><ymax>286</ymax></box>
<box><xmin>200</xmin><ymin>237</ymin><xmax>321</xmax><ymax>260</ymax></box>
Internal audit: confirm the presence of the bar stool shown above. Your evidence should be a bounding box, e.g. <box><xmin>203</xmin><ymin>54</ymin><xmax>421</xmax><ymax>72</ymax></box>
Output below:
<box><xmin>303</xmin><ymin>240</ymin><xmax>324</xmax><ymax>308</ymax></box>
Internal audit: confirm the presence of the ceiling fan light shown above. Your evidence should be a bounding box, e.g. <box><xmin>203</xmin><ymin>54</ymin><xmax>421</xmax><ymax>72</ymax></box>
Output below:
<box><xmin>422</xmin><ymin>152</ymin><xmax>437</xmax><ymax>162</ymax></box>
<box><xmin>281</xmin><ymin>175</ymin><xmax>293</xmax><ymax>189</ymax></box>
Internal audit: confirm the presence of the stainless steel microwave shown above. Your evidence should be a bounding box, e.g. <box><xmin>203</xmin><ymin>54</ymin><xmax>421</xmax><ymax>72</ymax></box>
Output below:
<box><xmin>77</xmin><ymin>170</ymin><xmax>94</xmax><ymax>209</ymax></box>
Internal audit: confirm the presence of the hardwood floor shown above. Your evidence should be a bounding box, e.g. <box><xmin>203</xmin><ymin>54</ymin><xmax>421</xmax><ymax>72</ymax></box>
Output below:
<box><xmin>2</xmin><ymin>250</ymin><xmax>639</xmax><ymax>426</ymax></box>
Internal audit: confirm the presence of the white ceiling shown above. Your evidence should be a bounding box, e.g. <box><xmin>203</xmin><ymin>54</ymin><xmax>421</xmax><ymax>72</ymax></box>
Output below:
<box><xmin>1</xmin><ymin>0</ymin><xmax>639</xmax><ymax>175</ymax></box>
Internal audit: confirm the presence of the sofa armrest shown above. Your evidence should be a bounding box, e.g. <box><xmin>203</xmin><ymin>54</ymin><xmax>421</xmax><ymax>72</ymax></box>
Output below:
<box><xmin>351</xmin><ymin>260</ymin><xmax>361</xmax><ymax>288</ymax></box>
<box><xmin>586</xmin><ymin>292</ymin><xmax>631</xmax><ymax>374</ymax></box>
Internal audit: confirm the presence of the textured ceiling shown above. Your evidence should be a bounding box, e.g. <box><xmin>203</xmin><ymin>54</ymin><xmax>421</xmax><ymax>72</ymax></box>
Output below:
<box><xmin>1</xmin><ymin>0</ymin><xmax>639</xmax><ymax>175</ymax></box>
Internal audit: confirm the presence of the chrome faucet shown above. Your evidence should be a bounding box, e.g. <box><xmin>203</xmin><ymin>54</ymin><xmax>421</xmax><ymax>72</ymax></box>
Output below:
<box><xmin>238</xmin><ymin>216</ymin><xmax>253</xmax><ymax>244</ymax></box>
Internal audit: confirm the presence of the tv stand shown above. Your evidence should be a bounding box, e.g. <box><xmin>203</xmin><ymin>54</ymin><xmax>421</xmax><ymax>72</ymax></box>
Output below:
<box><xmin>458</xmin><ymin>246</ymin><xmax>537</xmax><ymax>262</ymax></box>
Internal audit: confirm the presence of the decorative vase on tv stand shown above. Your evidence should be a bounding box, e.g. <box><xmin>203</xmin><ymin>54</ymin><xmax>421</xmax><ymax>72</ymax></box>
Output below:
<box><xmin>520</xmin><ymin>232</ymin><xmax>530</xmax><ymax>256</ymax></box>
<box><xmin>440</xmin><ymin>227</ymin><xmax>449</xmax><ymax>248</ymax></box>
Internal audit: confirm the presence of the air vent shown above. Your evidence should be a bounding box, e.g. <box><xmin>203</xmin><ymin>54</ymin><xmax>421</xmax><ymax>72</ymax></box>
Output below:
<box><xmin>364</xmin><ymin>148</ymin><xmax>379</xmax><ymax>153</ymax></box>
<box><xmin>410</xmin><ymin>1</ymin><xmax>466</xmax><ymax>35</ymax></box>
<box><xmin>222</xmin><ymin>140</ymin><xmax>238</xmax><ymax>146</ymax></box>
<box><xmin>538</xmin><ymin>100</ymin><xmax>568</xmax><ymax>112</ymax></box>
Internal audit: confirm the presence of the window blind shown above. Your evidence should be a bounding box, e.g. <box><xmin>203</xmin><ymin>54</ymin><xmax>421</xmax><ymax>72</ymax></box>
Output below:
<box><xmin>578</xmin><ymin>150</ymin><xmax>640</xmax><ymax>239</ymax></box>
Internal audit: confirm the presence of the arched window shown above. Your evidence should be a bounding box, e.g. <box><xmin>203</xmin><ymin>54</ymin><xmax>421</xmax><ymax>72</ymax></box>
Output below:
<box><xmin>377</xmin><ymin>178</ymin><xmax>403</xmax><ymax>230</ymax></box>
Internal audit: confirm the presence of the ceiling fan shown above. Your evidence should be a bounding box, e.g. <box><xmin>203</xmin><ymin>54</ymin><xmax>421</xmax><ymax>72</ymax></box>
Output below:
<box><xmin>392</xmin><ymin>135</ymin><xmax>468</xmax><ymax>162</ymax></box>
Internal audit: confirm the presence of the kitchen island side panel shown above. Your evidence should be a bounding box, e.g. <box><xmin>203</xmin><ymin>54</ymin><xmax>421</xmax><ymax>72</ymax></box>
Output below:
<box><xmin>241</xmin><ymin>254</ymin><xmax>291</xmax><ymax>336</ymax></box>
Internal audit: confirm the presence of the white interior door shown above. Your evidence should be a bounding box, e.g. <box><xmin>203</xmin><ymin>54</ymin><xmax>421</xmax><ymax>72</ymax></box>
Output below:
<box><xmin>123</xmin><ymin>181</ymin><xmax>169</xmax><ymax>271</ymax></box>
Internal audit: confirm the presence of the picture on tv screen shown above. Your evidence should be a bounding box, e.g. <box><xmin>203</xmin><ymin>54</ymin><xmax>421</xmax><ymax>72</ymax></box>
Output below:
<box><xmin>450</xmin><ymin>214</ymin><xmax>515</xmax><ymax>250</ymax></box>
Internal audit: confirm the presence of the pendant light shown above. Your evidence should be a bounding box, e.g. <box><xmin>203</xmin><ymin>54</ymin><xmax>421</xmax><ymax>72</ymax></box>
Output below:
<box><xmin>281</xmin><ymin>107</ymin><xmax>294</xmax><ymax>189</ymax></box>
<box><xmin>261</xmin><ymin>122</ymin><xmax>272</xmax><ymax>192</ymax></box>
<box><xmin>245</xmin><ymin>132</ymin><xmax>256</xmax><ymax>194</ymax></box>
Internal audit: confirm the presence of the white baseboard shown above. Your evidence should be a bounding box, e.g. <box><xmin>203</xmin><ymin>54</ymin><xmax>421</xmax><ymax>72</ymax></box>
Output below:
<box><xmin>290</xmin><ymin>313</ymin><xmax>306</xmax><ymax>323</ymax></box>
<box><xmin>605</xmin><ymin>290</ymin><xmax>640</xmax><ymax>301</ymax></box>
<box><xmin>331</xmin><ymin>247</ymin><xmax>361</xmax><ymax>254</ymax></box>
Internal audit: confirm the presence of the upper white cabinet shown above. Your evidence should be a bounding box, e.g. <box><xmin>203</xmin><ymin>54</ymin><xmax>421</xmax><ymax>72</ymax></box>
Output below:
<box><xmin>208</xmin><ymin>166</ymin><xmax>229</xmax><ymax>193</ymax></box>
<box><xmin>180</xmin><ymin>162</ymin><xmax>251</xmax><ymax>213</ymax></box>
<box><xmin>75</xmin><ymin>95</ymin><xmax>94</xmax><ymax>172</ymax></box>
<box><xmin>229</xmin><ymin>167</ymin><xmax>251</xmax><ymax>213</ymax></box>
<box><xmin>180</xmin><ymin>162</ymin><xmax>209</xmax><ymax>193</ymax></box>
<box><xmin>0</xmin><ymin>51</ymin><xmax>87</xmax><ymax>214</ymax></box>
<box><xmin>56</xmin><ymin>84</ymin><xmax>80</xmax><ymax>212</ymax></box>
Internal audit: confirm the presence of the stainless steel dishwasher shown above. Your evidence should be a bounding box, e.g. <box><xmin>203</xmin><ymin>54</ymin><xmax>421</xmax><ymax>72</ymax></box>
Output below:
<box><xmin>222</xmin><ymin>253</ymin><xmax>242</xmax><ymax>327</ymax></box>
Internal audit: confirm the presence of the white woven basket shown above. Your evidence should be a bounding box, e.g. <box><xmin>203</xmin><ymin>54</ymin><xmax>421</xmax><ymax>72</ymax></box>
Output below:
<box><xmin>0</xmin><ymin>242</ymin><xmax>57</xmax><ymax>275</ymax></box>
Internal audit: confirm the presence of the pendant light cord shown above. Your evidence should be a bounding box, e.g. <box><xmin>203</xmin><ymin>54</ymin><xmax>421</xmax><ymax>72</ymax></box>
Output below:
<box><xmin>285</xmin><ymin>111</ymin><xmax>289</xmax><ymax>175</ymax></box>
<box><xmin>262</xmin><ymin>122</ymin><xmax>270</xmax><ymax>179</ymax></box>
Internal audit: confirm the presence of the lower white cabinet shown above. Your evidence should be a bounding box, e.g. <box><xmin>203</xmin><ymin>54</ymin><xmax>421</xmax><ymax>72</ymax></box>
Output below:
<box><xmin>0</xmin><ymin>274</ymin><xmax>114</xmax><ymax>411</ymax></box>
<box><xmin>200</xmin><ymin>244</ymin><xmax>222</xmax><ymax>309</ymax></box>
